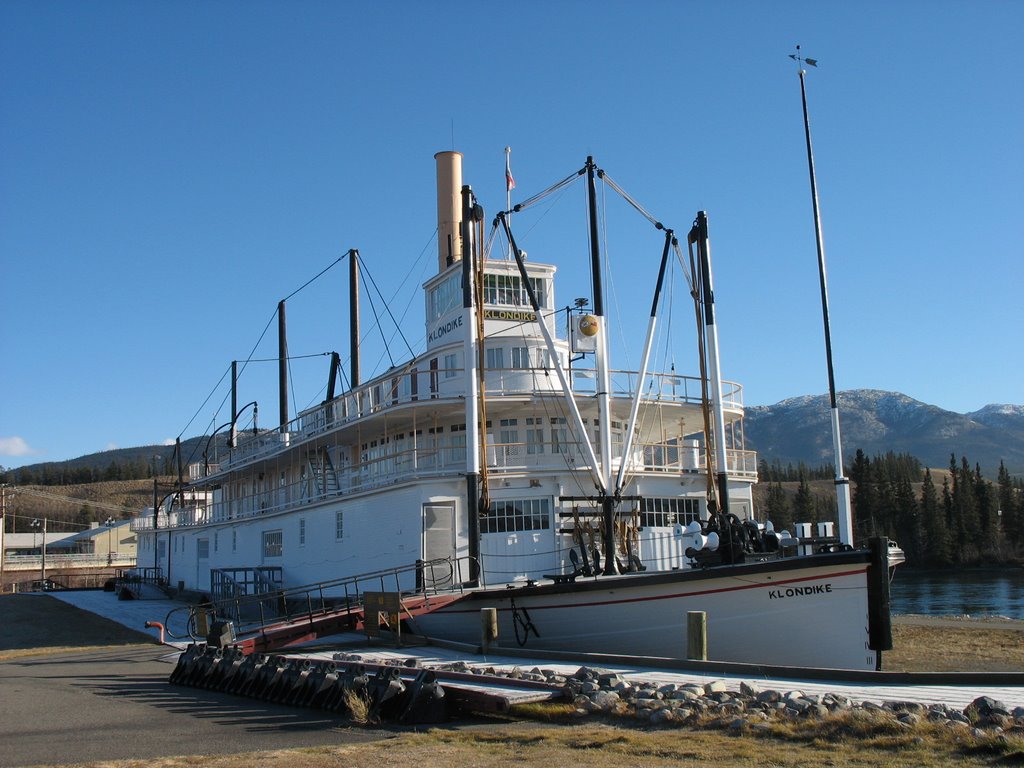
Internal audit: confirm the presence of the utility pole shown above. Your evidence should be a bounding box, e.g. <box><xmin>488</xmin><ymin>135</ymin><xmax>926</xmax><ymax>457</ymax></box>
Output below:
<box><xmin>0</xmin><ymin>486</ymin><xmax>7</xmax><ymax>590</ymax></box>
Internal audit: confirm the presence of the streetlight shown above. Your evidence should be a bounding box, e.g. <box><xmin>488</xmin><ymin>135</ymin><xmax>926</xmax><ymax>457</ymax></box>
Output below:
<box><xmin>30</xmin><ymin>518</ymin><xmax>46</xmax><ymax>588</ymax></box>
<box><xmin>104</xmin><ymin>516</ymin><xmax>116</xmax><ymax>564</ymax></box>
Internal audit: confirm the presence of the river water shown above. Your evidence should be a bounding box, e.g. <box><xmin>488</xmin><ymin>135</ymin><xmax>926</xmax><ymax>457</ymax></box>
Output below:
<box><xmin>889</xmin><ymin>569</ymin><xmax>1024</xmax><ymax>619</ymax></box>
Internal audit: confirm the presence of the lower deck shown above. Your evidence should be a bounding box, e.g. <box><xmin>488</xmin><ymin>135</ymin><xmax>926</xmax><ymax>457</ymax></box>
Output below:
<box><xmin>134</xmin><ymin>472</ymin><xmax>755</xmax><ymax>596</ymax></box>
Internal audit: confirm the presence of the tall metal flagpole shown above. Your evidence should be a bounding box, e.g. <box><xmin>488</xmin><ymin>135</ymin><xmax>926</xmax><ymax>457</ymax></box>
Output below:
<box><xmin>790</xmin><ymin>46</ymin><xmax>854</xmax><ymax>547</ymax></box>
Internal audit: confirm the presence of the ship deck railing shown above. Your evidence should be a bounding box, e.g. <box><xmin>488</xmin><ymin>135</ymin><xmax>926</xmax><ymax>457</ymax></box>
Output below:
<box><xmin>1</xmin><ymin>553</ymin><xmax>139</xmax><ymax>570</ymax></box>
<box><xmin>206</xmin><ymin>556</ymin><xmax>478</xmax><ymax>636</ymax></box>
<box><xmin>133</xmin><ymin>445</ymin><xmax>757</xmax><ymax>532</ymax></box>
<box><xmin>209</xmin><ymin>366</ymin><xmax>744</xmax><ymax>471</ymax></box>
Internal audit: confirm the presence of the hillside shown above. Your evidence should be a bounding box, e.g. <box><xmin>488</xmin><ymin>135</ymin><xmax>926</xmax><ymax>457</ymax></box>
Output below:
<box><xmin>744</xmin><ymin>390</ymin><xmax>1024</xmax><ymax>475</ymax></box>
<box><xmin>2</xmin><ymin>479</ymin><xmax>166</xmax><ymax>532</ymax></box>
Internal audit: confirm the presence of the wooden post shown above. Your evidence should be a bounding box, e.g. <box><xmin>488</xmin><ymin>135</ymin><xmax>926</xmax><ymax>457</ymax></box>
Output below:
<box><xmin>480</xmin><ymin>607</ymin><xmax>498</xmax><ymax>654</ymax></box>
<box><xmin>687</xmin><ymin>611</ymin><xmax>707</xmax><ymax>661</ymax></box>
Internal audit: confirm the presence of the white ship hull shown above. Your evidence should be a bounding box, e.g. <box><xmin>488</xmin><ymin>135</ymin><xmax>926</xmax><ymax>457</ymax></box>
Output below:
<box><xmin>415</xmin><ymin>552</ymin><xmax>880</xmax><ymax>670</ymax></box>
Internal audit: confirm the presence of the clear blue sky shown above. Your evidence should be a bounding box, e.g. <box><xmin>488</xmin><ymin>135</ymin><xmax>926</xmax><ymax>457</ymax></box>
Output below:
<box><xmin>1</xmin><ymin>0</ymin><xmax>1021</xmax><ymax>469</ymax></box>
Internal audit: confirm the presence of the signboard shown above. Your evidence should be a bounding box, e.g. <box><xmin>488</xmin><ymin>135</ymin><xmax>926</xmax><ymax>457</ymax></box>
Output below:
<box><xmin>483</xmin><ymin>308</ymin><xmax>537</xmax><ymax>323</ymax></box>
<box><xmin>363</xmin><ymin>591</ymin><xmax>402</xmax><ymax>645</ymax></box>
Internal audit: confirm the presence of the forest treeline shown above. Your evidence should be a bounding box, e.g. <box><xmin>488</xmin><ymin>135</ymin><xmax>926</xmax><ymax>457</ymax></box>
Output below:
<box><xmin>759</xmin><ymin>451</ymin><xmax>1024</xmax><ymax>566</ymax></box>
<box><xmin>0</xmin><ymin>458</ymin><xmax>166</xmax><ymax>486</ymax></box>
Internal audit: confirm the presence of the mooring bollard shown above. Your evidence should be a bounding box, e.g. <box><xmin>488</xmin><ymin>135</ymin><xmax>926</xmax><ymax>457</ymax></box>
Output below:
<box><xmin>480</xmin><ymin>607</ymin><xmax>498</xmax><ymax>654</ymax></box>
<box><xmin>687</xmin><ymin>610</ymin><xmax>707</xmax><ymax>661</ymax></box>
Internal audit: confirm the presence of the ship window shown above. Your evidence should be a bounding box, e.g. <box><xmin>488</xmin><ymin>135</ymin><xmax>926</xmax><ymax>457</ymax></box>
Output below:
<box><xmin>526</xmin><ymin>417</ymin><xmax>545</xmax><ymax>454</ymax></box>
<box><xmin>232</xmin><ymin>529</ymin><xmax>237</xmax><ymax>553</ymax></box>
<box><xmin>335</xmin><ymin>511</ymin><xmax>344</xmax><ymax>541</ymax></box>
<box><xmin>485</xmin><ymin>346</ymin><xmax>505</xmax><ymax>369</ymax></box>
<box><xmin>444</xmin><ymin>352</ymin><xmax>459</xmax><ymax>378</ymax></box>
<box><xmin>428</xmin><ymin>273</ymin><xmax>461</xmax><ymax>322</ymax></box>
<box><xmin>197</xmin><ymin>538</ymin><xmax>210</xmax><ymax>559</ymax></box>
<box><xmin>511</xmin><ymin>347</ymin><xmax>530</xmax><ymax>369</ymax></box>
<box><xmin>550</xmin><ymin>417</ymin><xmax>569</xmax><ymax>454</ymax></box>
<box><xmin>481</xmin><ymin>498</ymin><xmax>551</xmax><ymax>534</ymax></box>
<box><xmin>299</xmin><ymin>517</ymin><xmax>306</xmax><ymax>546</ymax></box>
<box><xmin>263</xmin><ymin>530</ymin><xmax>283</xmax><ymax>558</ymax></box>
<box><xmin>639</xmin><ymin>497</ymin><xmax>701</xmax><ymax>528</ymax></box>
<box><xmin>483</xmin><ymin>274</ymin><xmax>549</xmax><ymax>309</ymax></box>
<box><xmin>213</xmin><ymin>532</ymin><xmax>218</xmax><ymax>553</ymax></box>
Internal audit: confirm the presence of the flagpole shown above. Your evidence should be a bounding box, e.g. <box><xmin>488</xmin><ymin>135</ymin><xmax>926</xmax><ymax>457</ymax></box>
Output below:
<box><xmin>791</xmin><ymin>46</ymin><xmax>854</xmax><ymax>548</ymax></box>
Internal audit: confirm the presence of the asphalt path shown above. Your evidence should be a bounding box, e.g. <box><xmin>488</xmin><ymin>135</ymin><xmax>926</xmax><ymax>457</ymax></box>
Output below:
<box><xmin>0</xmin><ymin>644</ymin><xmax>387</xmax><ymax>767</ymax></box>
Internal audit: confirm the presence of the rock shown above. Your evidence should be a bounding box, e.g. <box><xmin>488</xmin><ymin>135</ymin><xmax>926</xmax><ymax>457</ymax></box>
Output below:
<box><xmin>648</xmin><ymin>708</ymin><xmax>674</xmax><ymax>725</ymax></box>
<box><xmin>670</xmin><ymin>688</ymin><xmax>699</xmax><ymax>702</ymax></box>
<box><xmin>592</xmin><ymin>691</ymin><xmax>620</xmax><ymax>712</ymax></box>
<box><xmin>705</xmin><ymin>680</ymin><xmax>728</xmax><ymax>694</ymax></box>
<box><xmin>897</xmin><ymin>712</ymin><xmax>921</xmax><ymax>727</ymax></box>
<box><xmin>970</xmin><ymin>696</ymin><xmax>1008</xmax><ymax>717</ymax></box>
<box><xmin>806</xmin><ymin>704</ymin><xmax>829</xmax><ymax>719</ymax></box>
<box><xmin>756</xmin><ymin>690</ymin><xmax>781</xmax><ymax>704</ymax></box>
<box><xmin>740</xmin><ymin>681</ymin><xmax>763</xmax><ymax>697</ymax></box>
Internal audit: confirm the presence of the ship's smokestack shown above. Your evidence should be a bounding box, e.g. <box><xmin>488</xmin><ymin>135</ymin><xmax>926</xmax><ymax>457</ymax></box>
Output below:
<box><xmin>434</xmin><ymin>151</ymin><xmax>463</xmax><ymax>272</ymax></box>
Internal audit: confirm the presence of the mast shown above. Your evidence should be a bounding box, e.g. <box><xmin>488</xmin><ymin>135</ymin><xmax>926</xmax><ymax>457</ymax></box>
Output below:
<box><xmin>230</xmin><ymin>360</ymin><xmax>238</xmax><ymax>449</ymax></box>
<box><xmin>461</xmin><ymin>183</ymin><xmax>481</xmax><ymax>584</ymax></box>
<box><xmin>278</xmin><ymin>300</ymin><xmax>288</xmax><ymax>432</ymax></box>
<box><xmin>793</xmin><ymin>47</ymin><xmax>854</xmax><ymax>547</ymax></box>
<box><xmin>349</xmin><ymin>249</ymin><xmax>360</xmax><ymax>389</ymax></box>
<box><xmin>586</xmin><ymin>156</ymin><xmax>618</xmax><ymax>575</ymax></box>
<box><xmin>690</xmin><ymin>212</ymin><xmax>731</xmax><ymax>518</ymax></box>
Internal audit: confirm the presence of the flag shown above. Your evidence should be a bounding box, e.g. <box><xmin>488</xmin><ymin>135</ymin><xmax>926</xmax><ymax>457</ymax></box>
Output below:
<box><xmin>505</xmin><ymin>152</ymin><xmax>515</xmax><ymax>192</ymax></box>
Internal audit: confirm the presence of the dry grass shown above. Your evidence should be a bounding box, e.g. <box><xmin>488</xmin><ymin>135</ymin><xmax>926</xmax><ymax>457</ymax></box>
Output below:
<box><xmin>887</xmin><ymin>622</ymin><xmax>1024</xmax><ymax>672</ymax></box>
<box><xmin>39</xmin><ymin>721</ymin><xmax>1024</xmax><ymax>768</ymax></box>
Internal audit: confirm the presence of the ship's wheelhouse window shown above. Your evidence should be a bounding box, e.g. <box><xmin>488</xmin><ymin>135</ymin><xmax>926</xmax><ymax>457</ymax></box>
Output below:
<box><xmin>428</xmin><ymin>273</ymin><xmax>461</xmax><ymax>322</ymax></box>
<box><xmin>483</xmin><ymin>274</ymin><xmax>549</xmax><ymax>309</ymax></box>
<box><xmin>639</xmin><ymin>497</ymin><xmax>701</xmax><ymax>528</ymax></box>
<box><xmin>481</xmin><ymin>498</ymin><xmax>551</xmax><ymax>534</ymax></box>
<box><xmin>262</xmin><ymin>529</ymin><xmax>283</xmax><ymax>558</ymax></box>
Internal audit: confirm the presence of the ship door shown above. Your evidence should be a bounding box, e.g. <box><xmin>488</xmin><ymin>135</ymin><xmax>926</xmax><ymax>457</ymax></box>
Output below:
<box><xmin>421</xmin><ymin>502</ymin><xmax>455</xmax><ymax>589</ymax></box>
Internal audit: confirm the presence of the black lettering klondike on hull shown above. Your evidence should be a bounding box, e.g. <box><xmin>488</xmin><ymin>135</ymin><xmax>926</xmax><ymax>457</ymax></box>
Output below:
<box><xmin>428</xmin><ymin>314</ymin><xmax>463</xmax><ymax>342</ymax></box>
<box><xmin>767</xmin><ymin>583</ymin><xmax>834</xmax><ymax>600</ymax></box>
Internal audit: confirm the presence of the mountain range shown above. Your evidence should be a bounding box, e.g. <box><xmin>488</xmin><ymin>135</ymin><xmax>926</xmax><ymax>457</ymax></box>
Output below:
<box><xmin>744</xmin><ymin>389</ymin><xmax>1024</xmax><ymax>476</ymax></box>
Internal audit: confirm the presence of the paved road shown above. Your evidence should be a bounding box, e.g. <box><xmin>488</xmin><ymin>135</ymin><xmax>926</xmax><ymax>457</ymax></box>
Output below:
<box><xmin>0</xmin><ymin>644</ymin><xmax>387</xmax><ymax>767</ymax></box>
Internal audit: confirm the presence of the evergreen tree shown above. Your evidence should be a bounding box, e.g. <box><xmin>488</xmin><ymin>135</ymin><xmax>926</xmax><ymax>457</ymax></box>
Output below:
<box><xmin>997</xmin><ymin>461</ymin><xmax>1021</xmax><ymax>554</ymax></box>
<box><xmin>763</xmin><ymin>481</ymin><xmax>793</xmax><ymax>533</ymax></box>
<box><xmin>793</xmin><ymin>468</ymin><xmax>816</xmax><ymax>525</ymax></box>
<box><xmin>920</xmin><ymin>469</ymin><xmax>951</xmax><ymax>565</ymax></box>
<box><xmin>850</xmin><ymin>449</ymin><xmax>876</xmax><ymax>541</ymax></box>
<box><xmin>893</xmin><ymin>473</ymin><xmax>923</xmax><ymax>563</ymax></box>
<box><xmin>872</xmin><ymin>459</ymin><xmax>896</xmax><ymax>540</ymax></box>
<box><xmin>973</xmin><ymin>463</ymin><xmax>999</xmax><ymax>557</ymax></box>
